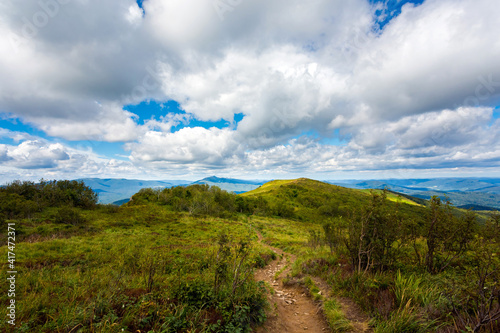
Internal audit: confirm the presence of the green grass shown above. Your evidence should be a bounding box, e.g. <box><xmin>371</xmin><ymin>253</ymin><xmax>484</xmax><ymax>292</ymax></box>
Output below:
<box><xmin>303</xmin><ymin>276</ymin><xmax>323</xmax><ymax>302</ymax></box>
<box><xmin>2</xmin><ymin>178</ymin><xmax>498</xmax><ymax>332</ymax></box>
<box><xmin>249</xmin><ymin>216</ymin><xmax>322</xmax><ymax>254</ymax></box>
<box><xmin>360</xmin><ymin>189</ymin><xmax>423</xmax><ymax>207</ymax></box>
<box><xmin>303</xmin><ymin>277</ymin><xmax>353</xmax><ymax>332</ymax></box>
<box><xmin>240</xmin><ymin>179</ymin><xmax>299</xmax><ymax>196</ymax></box>
<box><xmin>324</xmin><ymin>299</ymin><xmax>354</xmax><ymax>332</ymax></box>
<box><xmin>0</xmin><ymin>207</ymin><xmax>270</xmax><ymax>332</ymax></box>
<box><xmin>241</xmin><ymin>178</ymin><xmax>429</xmax><ymax>226</ymax></box>
<box><xmin>374</xmin><ymin>303</ymin><xmax>428</xmax><ymax>333</ymax></box>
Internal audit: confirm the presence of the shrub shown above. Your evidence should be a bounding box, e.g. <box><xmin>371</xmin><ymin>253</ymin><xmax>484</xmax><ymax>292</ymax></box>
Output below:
<box><xmin>0</xmin><ymin>179</ymin><xmax>98</xmax><ymax>212</ymax></box>
<box><xmin>54</xmin><ymin>207</ymin><xmax>86</xmax><ymax>225</ymax></box>
<box><xmin>0</xmin><ymin>192</ymin><xmax>38</xmax><ymax>219</ymax></box>
<box><xmin>99</xmin><ymin>204</ymin><xmax>120</xmax><ymax>214</ymax></box>
<box><xmin>323</xmin><ymin>217</ymin><xmax>346</xmax><ymax>252</ymax></box>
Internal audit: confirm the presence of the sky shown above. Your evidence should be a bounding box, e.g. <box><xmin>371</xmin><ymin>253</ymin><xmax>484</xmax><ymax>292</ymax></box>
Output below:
<box><xmin>0</xmin><ymin>0</ymin><xmax>499</xmax><ymax>183</ymax></box>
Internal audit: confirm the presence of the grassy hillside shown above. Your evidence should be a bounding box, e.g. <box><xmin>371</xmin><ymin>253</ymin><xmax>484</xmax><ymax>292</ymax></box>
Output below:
<box><xmin>360</xmin><ymin>189</ymin><xmax>423</xmax><ymax>206</ymax></box>
<box><xmin>242</xmin><ymin>178</ymin><xmax>428</xmax><ymax>223</ymax></box>
<box><xmin>1</xmin><ymin>179</ymin><xmax>499</xmax><ymax>332</ymax></box>
<box><xmin>0</xmin><ymin>181</ymin><xmax>274</xmax><ymax>333</ymax></box>
<box><xmin>0</xmin><ymin>207</ymin><xmax>277</xmax><ymax>332</ymax></box>
<box><xmin>244</xmin><ymin>180</ymin><xmax>500</xmax><ymax>332</ymax></box>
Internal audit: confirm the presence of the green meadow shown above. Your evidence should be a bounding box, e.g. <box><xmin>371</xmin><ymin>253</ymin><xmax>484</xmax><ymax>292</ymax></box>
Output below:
<box><xmin>1</xmin><ymin>178</ymin><xmax>499</xmax><ymax>332</ymax></box>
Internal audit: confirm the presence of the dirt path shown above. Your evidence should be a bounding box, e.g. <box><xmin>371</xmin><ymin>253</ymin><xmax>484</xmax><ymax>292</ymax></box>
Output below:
<box><xmin>252</xmin><ymin>229</ymin><xmax>372</xmax><ymax>333</ymax></box>
<box><xmin>254</xmin><ymin>240</ymin><xmax>330</xmax><ymax>332</ymax></box>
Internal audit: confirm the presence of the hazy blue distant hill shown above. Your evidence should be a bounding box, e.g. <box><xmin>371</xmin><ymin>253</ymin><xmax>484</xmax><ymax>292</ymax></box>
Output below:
<box><xmin>411</xmin><ymin>191</ymin><xmax>500</xmax><ymax>211</ymax></box>
<box><xmin>457</xmin><ymin>204</ymin><xmax>499</xmax><ymax>211</ymax></box>
<box><xmin>193</xmin><ymin>176</ymin><xmax>264</xmax><ymax>185</ymax></box>
<box><xmin>192</xmin><ymin>176</ymin><xmax>268</xmax><ymax>194</ymax></box>
<box><xmin>79</xmin><ymin>177</ymin><xmax>268</xmax><ymax>204</ymax></box>
<box><xmin>79</xmin><ymin>178</ymin><xmax>189</xmax><ymax>204</ymax></box>
<box><xmin>111</xmin><ymin>198</ymin><xmax>131</xmax><ymax>206</ymax></box>
<box><xmin>79</xmin><ymin>176</ymin><xmax>500</xmax><ymax>209</ymax></box>
<box><xmin>327</xmin><ymin>178</ymin><xmax>500</xmax><ymax>210</ymax></box>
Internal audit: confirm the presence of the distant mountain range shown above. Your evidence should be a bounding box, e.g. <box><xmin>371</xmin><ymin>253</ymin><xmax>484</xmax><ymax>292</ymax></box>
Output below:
<box><xmin>327</xmin><ymin>178</ymin><xmax>500</xmax><ymax>210</ymax></box>
<box><xmin>78</xmin><ymin>178</ymin><xmax>190</xmax><ymax>205</ymax></box>
<box><xmin>79</xmin><ymin>176</ymin><xmax>267</xmax><ymax>204</ymax></box>
<box><xmin>79</xmin><ymin>176</ymin><xmax>500</xmax><ymax>210</ymax></box>
<box><xmin>192</xmin><ymin>176</ymin><xmax>266</xmax><ymax>194</ymax></box>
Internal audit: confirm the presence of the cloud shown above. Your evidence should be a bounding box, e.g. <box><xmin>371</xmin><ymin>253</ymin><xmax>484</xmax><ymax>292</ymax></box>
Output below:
<box><xmin>0</xmin><ymin>140</ymin><xmax>69</xmax><ymax>169</ymax></box>
<box><xmin>127</xmin><ymin>126</ymin><xmax>241</xmax><ymax>165</ymax></box>
<box><xmin>348</xmin><ymin>107</ymin><xmax>494</xmax><ymax>151</ymax></box>
<box><xmin>0</xmin><ymin>0</ymin><xmax>161</xmax><ymax>137</ymax></box>
<box><xmin>351</xmin><ymin>0</ymin><xmax>500</xmax><ymax>119</ymax></box>
<box><xmin>31</xmin><ymin>102</ymin><xmax>144</xmax><ymax>142</ymax></box>
<box><xmin>0</xmin><ymin>145</ymin><xmax>12</xmax><ymax>163</ymax></box>
<box><xmin>0</xmin><ymin>127</ymin><xmax>37</xmax><ymax>143</ymax></box>
<box><xmin>0</xmin><ymin>0</ymin><xmax>500</xmax><ymax>179</ymax></box>
<box><xmin>0</xmin><ymin>133</ymin><xmax>145</xmax><ymax>182</ymax></box>
<box><xmin>123</xmin><ymin>106</ymin><xmax>500</xmax><ymax>175</ymax></box>
<box><xmin>150</xmin><ymin>0</ymin><xmax>500</xmax><ymax>152</ymax></box>
<box><xmin>157</xmin><ymin>47</ymin><xmax>347</xmax><ymax>147</ymax></box>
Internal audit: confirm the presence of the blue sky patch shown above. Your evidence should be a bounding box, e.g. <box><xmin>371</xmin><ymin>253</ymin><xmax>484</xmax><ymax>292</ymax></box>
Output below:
<box><xmin>125</xmin><ymin>100</ymin><xmax>245</xmax><ymax>132</ymax></box>
<box><xmin>0</xmin><ymin>115</ymin><xmax>49</xmax><ymax>143</ymax></box>
<box><xmin>171</xmin><ymin>112</ymin><xmax>245</xmax><ymax>132</ymax></box>
<box><xmin>124</xmin><ymin>100</ymin><xmax>184</xmax><ymax>125</ymax></box>
<box><xmin>63</xmin><ymin>140</ymin><xmax>128</xmax><ymax>160</ymax></box>
<box><xmin>371</xmin><ymin>0</ymin><xmax>425</xmax><ymax>30</ymax></box>
<box><xmin>493</xmin><ymin>106</ymin><xmax>500</xmax><ymax>120</ymax></box>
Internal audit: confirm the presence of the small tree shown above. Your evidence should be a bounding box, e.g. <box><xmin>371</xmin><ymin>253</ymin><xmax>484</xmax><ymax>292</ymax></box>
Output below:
<box><xmin>213</xmin><ymin>233</ymin><xmax>254</xmax><ymax>301</ymax></box>
<box><xmin>345</xmin><ymin>190</ymin><xmax>400</xmax><ymax>272</ymax></box>
<box><xmin>483</xmin><ymin>211</ymin><xmax>500</xmax><ymax>243</ymax></box>
<box><xmin>323</xmin><ymin>217</ymin><xmax>345</xmax><ymax>253</ymax></box>
<box><xmin>424</xmin><ymin>197</ymin><xmax>477</xmax><ymax>273</ymax></box>
<box><xmin>451</xmin><ymin>236</ymin><xmax>500</xmax><ymax>332</ymax></box>
<box><xmin>214</xmin><ymin>233</ymin><xmax>231</xmax><ymax>294</ymax></box>
<box><xmin>425</xmin><ymin>196</ymin><xmax>452</xmax><ymax>273</ymax></box>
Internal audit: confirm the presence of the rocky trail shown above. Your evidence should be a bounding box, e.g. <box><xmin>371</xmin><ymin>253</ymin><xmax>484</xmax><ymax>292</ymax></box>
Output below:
<box><xmin>252</xmin><ymin>229</ymin><xmax>372</xmax><ymax>333</ymax></box>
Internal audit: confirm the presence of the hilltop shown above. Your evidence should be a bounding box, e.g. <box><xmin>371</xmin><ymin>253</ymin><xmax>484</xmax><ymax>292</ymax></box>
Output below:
<box><xmin>241</xmin><ymin>178</ymin><xmax>426</xmax><ymax>222</ymax></box>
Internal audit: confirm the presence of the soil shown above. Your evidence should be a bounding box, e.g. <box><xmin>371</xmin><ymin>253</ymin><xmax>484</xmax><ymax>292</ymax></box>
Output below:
<box><xmin>253</xmin><ymin>230</ymin><xmax>372</xmax><ymax>333</ymax></box>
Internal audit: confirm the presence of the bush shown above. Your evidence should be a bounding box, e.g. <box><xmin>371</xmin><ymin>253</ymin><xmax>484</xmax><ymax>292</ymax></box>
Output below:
<box><xmin>0</xmin><ymin>179</ymin><xmax>98</xmax><ymax>212</ymax></box>
<box><xmin>99</xmin><ymin>204</ymin><xmax>120</xmax><ymax>214</ymax></box>
<box><xmin>272</xmin><ymin>200</ymin><xmax>295</xmax><ymax>218</ymax></box>
<box><xmin>0</xmin><ymin>192</ymin><xmax>38</xmax><ymax>219</ymax></box>
<box><xmin>54</xmin><ymin>207</ymin><xmax>86</xmax><ymax>225</ymax></box>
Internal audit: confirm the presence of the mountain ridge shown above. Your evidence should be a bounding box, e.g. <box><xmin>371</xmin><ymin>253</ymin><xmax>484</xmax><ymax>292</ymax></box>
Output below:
<box><xmin>77</xmin><ymin>176</ymin><xmax>500</xmax><ymax>209</ymax></box>
<box><xmin>327</xmin><ymin>178</ymin><xmax>500</xmax><ymax>209</ymax></box>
